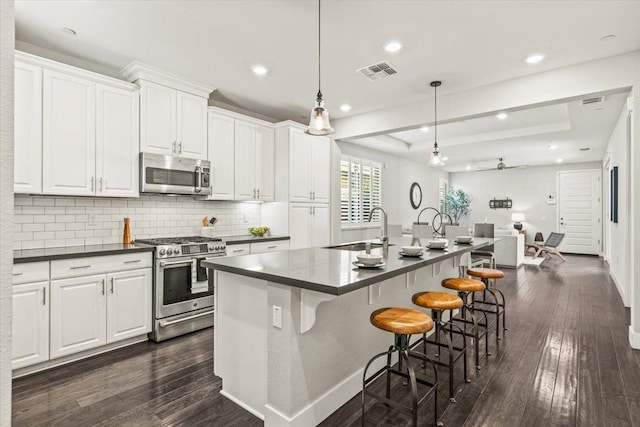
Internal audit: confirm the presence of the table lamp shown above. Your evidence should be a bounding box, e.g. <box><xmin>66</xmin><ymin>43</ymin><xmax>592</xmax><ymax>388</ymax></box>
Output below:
<box><xmin>511</xmin><ymin>212</ymin><xmax>525</xmax><ymax>230</ymax></box>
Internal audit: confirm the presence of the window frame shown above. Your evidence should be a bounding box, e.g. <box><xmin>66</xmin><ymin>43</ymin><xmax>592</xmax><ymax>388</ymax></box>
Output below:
<box><xmin>340</xmin><ymin>155</ymin><xmax>383</xmax><ymax>230</ymax></box>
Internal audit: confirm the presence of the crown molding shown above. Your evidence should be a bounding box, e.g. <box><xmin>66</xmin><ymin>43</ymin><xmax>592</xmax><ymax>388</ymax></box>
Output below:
<box><xmin>121</xmin><ymin>61</ymin><xmax>214</xmax><ymax>98</ymax></box>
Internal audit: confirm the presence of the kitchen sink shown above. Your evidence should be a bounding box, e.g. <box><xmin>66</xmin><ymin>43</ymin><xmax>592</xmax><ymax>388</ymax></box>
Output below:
<box><xmin>325</xmin><ymin>242</ymin><xmax>394</xmax><ymax>251</ymax></box>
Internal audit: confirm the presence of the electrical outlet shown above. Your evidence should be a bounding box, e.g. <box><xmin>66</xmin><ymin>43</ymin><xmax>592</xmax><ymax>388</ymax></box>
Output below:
<box><xmin>243</xmin><ymin>213</ymin><xmax>248</xmax><ymax>224</ymax></box>
<box><xmin>87</xmin><ymin>214</ymin><xmax>97</xmax><ymax>227</ymax></box>
<box><xmin>272</xmin><ymin>305</ymin><xmax>282</xmax><ymax>329</ymax></box>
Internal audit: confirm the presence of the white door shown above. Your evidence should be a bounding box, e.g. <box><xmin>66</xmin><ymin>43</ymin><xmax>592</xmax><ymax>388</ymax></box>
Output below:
<box><xmin>42</xmin><ymin>69</ymin><xmax>96</xmax><ymax>196</ymax></box>
<box><xmin>256</xmin><ymin>125</ymin><xmax>275</xmax><ymax>202</ymax></box>
<box><xmin>289</xmin><ymin>129</ymin><xmax>312</xmax><ymax>202</ymax></box>
<box><xmin>234</xmin><ymin>120</ymin><xmax>257</xmax><ymax>200</ymax></box>
<box><xmin>177</xmin><ymin>91</ymin><xmax>208</xmax><ymax>159</ymax></box>
<box><xmin>311</xmin><ymin>136</ymin><xmax>330</xmax><ymax>203</ymax></box>
<box><xmin>95</xmin><ymin>84</ymin><xmax>140</xmax><ymax>198</ymax></box>
<box><xmin>557</xmin><ymin>170</ymin><xmax>602</xmax><ymax>255</ymax></box>
<box><xmin>106</xmin><ymin>269</ymin><xmax>152</xmax><ymax>343</ymax></box>
<box><xmin>50</xmin><ymin>274</ymin><xmax>107</xmax><ymax>359</ymax></box>
<box><xmin>208</xmin><ymin>112</ymin><xmax>235</xmax><ymax>200</ymax></box>
<box><xmin>289</xmin><ymin>204</ymin><xmax>312</xmax><ymax>249</ymax></box>
<box><xmin>140</xmin><ymin>81</ymin><xmax>177</xmax><ymax>156</ymax></box>
<box><xmin>14</xmin><ymin>61</ymin><xmax>43</xmax><ymax>194</ymax></box>
<box><xmin>311</xmin><ymin>204</ymin><xmax>330</xmax><ymax>247</ymax></box>
<box><xmin>12</xmin><ymin>282</ymin><xmax>49</xmax><ymax>369</ymax></box>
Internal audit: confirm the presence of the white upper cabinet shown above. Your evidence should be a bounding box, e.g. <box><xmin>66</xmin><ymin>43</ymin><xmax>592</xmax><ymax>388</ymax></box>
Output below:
<box><xmin>177</xmin><ymin>91</ymin><xmax>208</xmax><ymax>159</ymax></box>
<box><xmin>139</xmin><ymin>81</ymin><xmax>177</xmax><ymax>156</ymax></box>
<box><xmin>123</xmin><ymin>61</ymin><xmax>213</xmax><ymax>161</ymax></box>
<box><xmin>14</xmin><ymin>61</ymin><xmax>42</xmax><ymax>194</ymax></box>
<box><xmin>234</xmin><ymin>120</ymin><xmax>275</xmax><ymax>202</ymax></box>
<box><xmin>288</xmin><ymin>128</ymin><xmax>330</xmax><ymax>203</ymax></box>
<box><xmin>42</xmin><ymin>69</ymin><xmax>96</xmax><ymax>196</ymax></box>
<box><xmin>208</xmin><ymin>111</ymin><xmax>235</xmax><ymax>200</ymax></box>
<box><xmin>96</xmin><ymin>84</ymin><xmax>140</xmax><ymax>198</ymax></box>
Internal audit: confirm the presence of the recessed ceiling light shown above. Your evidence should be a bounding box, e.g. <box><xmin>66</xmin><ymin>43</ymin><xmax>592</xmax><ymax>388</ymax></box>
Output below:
<box><xmin>466</xmin><ymin>166</ymin><xmax>472</xmax><ymax>170</ymax></box>
<box><xmin>62</xmin><ymin>27</ymin><xmax>77</xmax><ymax>35</ymax></box>
<box><xmin>601</xmin><ymin>34</ymin><xmax>616</xmax><ymax>42</ymax></box>
<box><xmin>340</xmin><ymin>104</ymin><xmax>352</xmax><ymax>112</ymax></box>
<box><xmin>548</xmin><ymin>144</ymin><xmax>557</xmax><ymax>150</ymax></box>
<box><xmin>251</xmin><ymin>65</ymin><xmax>268</xmax><ymax>76</ymax></box>
<box><xmin>420</xmin><ymin>126</ymin><xmax>429</xmax><ymax>132</ymax></box>
<box><xmin>384</xmin><ymin>41</ymin><xmax>402</xmax><ymax>53</ymax></box>
<box><xmin>496</xmin><ymin>112</ymin><xmax>508</xmax><ymax>120</ymax></box>
<box><xmin>556</xmin><ymin>158</ymin><xmax>563</xmax><ymax>163</ymax></box>
<box><xmin>526</xmin><ymin>54</ymin><xmax>545</xmax><ymax>64</ymax></box>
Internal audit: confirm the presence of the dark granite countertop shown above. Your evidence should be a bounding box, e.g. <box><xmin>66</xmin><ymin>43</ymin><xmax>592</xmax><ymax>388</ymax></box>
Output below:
<box><xmin>14</xmin><ymin>243</ymin><xmax>154</xmax><ymax>264</ymax></box>
<box><xmin>223</xmin><ymin>235</ymin><xmax>290</xmax><ymax>245</ymax></box>
<box><xmin>203</xmin><ymin>237</ymin><xmax>496</xmax><ymax>295</ymax></box>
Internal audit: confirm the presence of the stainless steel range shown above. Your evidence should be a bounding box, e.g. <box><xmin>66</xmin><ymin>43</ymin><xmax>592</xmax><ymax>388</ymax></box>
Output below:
<box><xmin>135</xmin><ymin>236</ymin><xmax>227</xmax><ymax>342</ymax></box>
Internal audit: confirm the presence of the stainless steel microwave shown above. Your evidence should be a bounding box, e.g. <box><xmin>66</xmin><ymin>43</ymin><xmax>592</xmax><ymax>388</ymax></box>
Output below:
<box><xmin>140</xmin><ymin>153</ymin><xmax>211</xmax><ymax>196</ymax></box>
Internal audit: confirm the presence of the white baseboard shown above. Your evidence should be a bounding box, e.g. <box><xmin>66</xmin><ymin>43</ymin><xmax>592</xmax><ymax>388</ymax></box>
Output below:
<box><xmin>609</xmin><ymin>269</ymin><xmax>629</xmax><ymax>307</ymax></box>
<box><xmin>220</xmin><ymin>390</ymin><xmax>265</xmax><ymax>421</ymax></box>
<box><xmin>629</xmin><ymin>326</ymin><xmax>640</xmax><ymax>349</ymax></box>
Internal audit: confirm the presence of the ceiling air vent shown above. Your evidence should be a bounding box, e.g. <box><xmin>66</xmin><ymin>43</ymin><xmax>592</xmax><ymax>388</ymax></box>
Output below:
<box><xmin>357</xmin><ymin>61</ymin><xmax>398</xmax><ymax>81</ymax></box>
<box><xmin>580</xmin><ymin>147</ymin><xmax>591</xmax><ymax>151</ymax></box>
<box><xmin>582</xmin><ymin>96</ymin><xmax>606</xmax><ymax>105</ymax></box>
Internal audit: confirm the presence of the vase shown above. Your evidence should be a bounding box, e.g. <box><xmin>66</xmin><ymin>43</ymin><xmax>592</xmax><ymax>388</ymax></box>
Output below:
<box><xmin>123</xmin><ymin>218</ymin><xmax>131</xmax><ymax>244</ymax></box>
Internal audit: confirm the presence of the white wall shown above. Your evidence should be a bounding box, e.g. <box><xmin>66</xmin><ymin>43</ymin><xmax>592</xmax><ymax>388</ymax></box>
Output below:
<box><xmin>0</xmin><ymin>0</ymin><xmax>14</xmax><ymax>422</ymax></box>
<box><xmin>604</xmin><ymin>102</ymin><xmax>631</xmax><ymax>305</ymax></box>
<box><xmin>13</xmin><ymin>195</ymin><xmax>262</xmax><ymax>250</ymax></box>
<box><xmin>336</xmin><ymin>142</ymin><xmax>448</xmax><ymax>242</ymax></box>
<box><xmin>450</xmin><ymin>162</ymin><xmax>601</xmax><ymax>243</ymax></box>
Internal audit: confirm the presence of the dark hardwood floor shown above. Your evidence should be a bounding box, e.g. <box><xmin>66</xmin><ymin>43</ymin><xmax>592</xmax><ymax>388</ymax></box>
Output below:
<box><xmin>12</xmin><ymin>255</ymin><xmax>640</xmax><ymax>426</ymax></box>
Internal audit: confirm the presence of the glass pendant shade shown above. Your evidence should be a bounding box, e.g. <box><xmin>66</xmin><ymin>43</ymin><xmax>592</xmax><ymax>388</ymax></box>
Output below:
<box><xmin>431</xmin><ymin>148</ymin><xmax>441</xmax><ymax>165</ymax></box>
<box><xmin>307</xmin><ymin>93</ymin><xmax>334</xmax><ymax>135</ymax></box>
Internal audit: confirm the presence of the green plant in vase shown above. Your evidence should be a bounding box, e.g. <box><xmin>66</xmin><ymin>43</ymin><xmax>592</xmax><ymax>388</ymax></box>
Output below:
<box><xmin>445</xmin><ymin>188</ymin><xmax>472</xmax><ymax>224</ymax></box>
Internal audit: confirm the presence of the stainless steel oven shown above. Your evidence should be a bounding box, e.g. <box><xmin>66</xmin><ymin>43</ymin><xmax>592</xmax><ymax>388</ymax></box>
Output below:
<box><xmin>135</xmin><ymin>236</ymin><xmax>226</xmax><ymax>342</ymax></box>
<box><xmin>140</xmin><ymin>152</ymin><xmax>211</xmax><ymax>196</ymax></box>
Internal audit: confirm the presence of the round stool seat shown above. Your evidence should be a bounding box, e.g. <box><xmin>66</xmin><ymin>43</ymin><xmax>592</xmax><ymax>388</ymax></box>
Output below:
<box><xmin>467</xmin><ymin>267</ymin><xmax>505</xmax><ymax>279</ymax></box>
<box><xmin>442</xmin><ymin>277</ymin><xmax>486</xmax><ymax>292</ymax></box>
<box><xmin>412</xmin><ymin>292</ymin><xmax>463</xmax><ymax>311</ymax></box>
<box><xmin>370</xmin><ymin>307</ymin><xmax>434</xmax><ymax>335</ymax></box>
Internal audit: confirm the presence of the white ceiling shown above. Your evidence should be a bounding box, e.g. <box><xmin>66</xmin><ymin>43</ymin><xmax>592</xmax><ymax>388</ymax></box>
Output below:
<box><xmin>344</xmin><ymin>90</ymin><xmax>630</xmax><ymax>171</ymax></box>
<box><xmin>14</xmin><ymin>0</ymin><xmax>640</xmax><ymax>124</ymax></box>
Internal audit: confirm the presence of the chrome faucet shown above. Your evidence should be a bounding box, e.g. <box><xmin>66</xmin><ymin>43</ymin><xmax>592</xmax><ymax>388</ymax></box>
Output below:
<box><xmin>368</xmin><ymin>207</ymin><xmax>388</xmax><ymax>249</ymax></box>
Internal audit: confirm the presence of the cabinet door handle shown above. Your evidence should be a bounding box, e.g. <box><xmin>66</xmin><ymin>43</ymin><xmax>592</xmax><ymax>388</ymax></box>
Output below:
<box><xmin>13</xmin><ymin>272</ymin><xmax>23</xmax><ymax>276</ymax></box>
<box><xmin>309</xmin><ymin>206</ymin><xmax>312</xmax><ymax>215</ymax></box>
<box><xmin>257</xmin><ymin>188</ymin><xmax>260</xmax><ymax>199</ymax></box>
<box><xmin>312</xmin><ymin>191</ymin><xmax>315</xmax><ymax>200</ymax></box>
<box><xmin>179</xmin><ymin>142</ymin><xmax>183</xmax><ymax>154</ymax></box>
<box><xmin>99</xmin><ymin>177</ymin><xmax>103</xmax><ymax>192</ymax></box>
<box><xmin>42</xmin><ymin>287</ymin><xmax>46</xmax><ymax>306</ymax></box>
<box><xmin>110</xmin><ymin>277</ymin><xmax>114</xmax><ymax>294</ymax></box>
<box><xmin>253</xmin><ymin>189</ymin><xmax>256</xmax><ymax>199</ymax></box>
<box><xmin>173</xmin><ymin>141</ymin><xmax>177</xmax><ymax>154</ymax></box>
<box><xmin>70</xmin><ymin>265</ymin><xmax>91</xmax><ymax>270</ymax></box>
<box><xmin>90</xmin><ymin>177</ymin><xmax>94</xmax><ymax>192</ymax></box>
<box><xmin>313</xmin><ymin>206</ymin><xmax>316</xmax><ymax>215</ymax></box>
<box><xmin>267</xmin><ymin>245</ymin><xmax>277</xmax><ymax>249</ymax></box>
<box><xmin>233</xmin><ymin>249</ymin><xmax>245</xmax><ymax>253</ymax></box>
<box><xmin>309</xmin><ymin>191</ymin><xmax>313</xmax><ymax>200</ymax></box>
<box><xmin>124</xmin><ymin>259</ymin><xmax>141</xmax><ymax>264</ymax></box>
<box><xmin>101</xmin><ymin>279</ymin><xmax>105</xmax><ymax>295</ymax></box>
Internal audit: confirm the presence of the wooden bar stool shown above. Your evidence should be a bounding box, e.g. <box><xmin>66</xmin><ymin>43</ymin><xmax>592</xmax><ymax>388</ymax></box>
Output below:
<box><xmin>411</xmin><ymin>291</ymin><xmax>469</xmax><ymax>402</ymax></box>
<box><xmin>441</xmin><ymin>278</ymin><xmax>491</xmax><ymax>369</ymax></box>
<box><xmin>467</xmin><ymin>267</ymin><xmax>506</xmax><ymax>343</ymax></box>
<box><xmin>362</xmin><ymin>307</ymin><xmax>442</xmax><ymax>427</ymax></box>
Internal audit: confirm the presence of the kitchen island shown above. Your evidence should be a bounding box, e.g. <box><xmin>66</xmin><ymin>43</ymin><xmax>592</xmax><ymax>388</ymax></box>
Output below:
<box><xmin>203</xmin><ymin>237</ymin><xmax>495</xmax><ymax>426</ymax></box>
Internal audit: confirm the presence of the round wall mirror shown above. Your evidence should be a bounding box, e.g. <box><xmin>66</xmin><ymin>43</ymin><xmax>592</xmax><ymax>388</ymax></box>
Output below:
<box><xmin>410</xmin><ymin>182</ymin><xmax>422</xmax><ymax>209</ymax></box>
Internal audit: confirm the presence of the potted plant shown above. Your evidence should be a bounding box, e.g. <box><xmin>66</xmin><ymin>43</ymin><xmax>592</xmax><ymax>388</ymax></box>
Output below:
<box><xmin>445</xmin><ymin>187</ymin><xmax>472</xmax><ymax>224</ymax></box>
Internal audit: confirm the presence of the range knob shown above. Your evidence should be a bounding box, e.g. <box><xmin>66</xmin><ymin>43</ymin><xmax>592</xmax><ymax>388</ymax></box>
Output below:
<box><xmin>214</xmin><ymin>245</ymin><xmax>220</xmax><ymax>251</ymax></box>
<box><xmin>174</xmin><ymin>247</ymin><xmax>181</xmax><ymax>255</ymax></box>
<box><xmin>159</xmin><ymin>248</ymin><xmax>166</xmax><ymax>256</ymax></box>
<box><xmin>166</xmin><ymin>248</ymin><xmax>173</xmax><ymax>255</ymax></box>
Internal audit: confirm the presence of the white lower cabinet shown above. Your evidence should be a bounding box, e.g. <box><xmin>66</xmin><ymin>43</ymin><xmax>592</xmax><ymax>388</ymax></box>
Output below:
<box><xmin>289</xmin><ymin>204</ymin><xmax>330</xmax><ymax>249</ymax></box>
<box><xmin>50</xmin><ymin>274</ymin><xmax>107</xmax><ymax>359</ymax></box>
<box><xmin>11</xmin><ymin>282</ymin><xmax>49</xmax><ymax>369</ymax></box>
<box><xmin>106</xmin><ymin>269</ymin><xmax>152</xmax><ymax>343</ymax></box>
<box><xmin>250</xmin><ymin>240</ymin><xmax>290</xmax><ymax>254</ymax></box>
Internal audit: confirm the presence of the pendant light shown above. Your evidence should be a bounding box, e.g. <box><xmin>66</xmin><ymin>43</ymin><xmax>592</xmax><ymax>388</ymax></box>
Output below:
<box><xmin>430</xmin><ymin>80</ymin><xmax>442</xmax><ymax>165</ymax></box>
<box><xmin>306</xmin><ymin>0</ymin><xmax>334</xmax><ymax>135</ymax></box>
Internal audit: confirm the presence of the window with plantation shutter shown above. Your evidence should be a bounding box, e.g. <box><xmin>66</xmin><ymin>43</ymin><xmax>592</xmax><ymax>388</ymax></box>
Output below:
<box><xmin>341</xmin><ymin>156</ymin><xmax>383</xmax><ymax>228</ymax></box>
<box><xmin>438</xmin><ymin>178</ymin><xmax>449</xmax><ymax>214</ymax></box>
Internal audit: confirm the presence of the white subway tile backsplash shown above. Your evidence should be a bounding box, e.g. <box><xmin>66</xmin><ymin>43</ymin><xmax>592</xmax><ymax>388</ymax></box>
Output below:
<box><xmin>13</xmin><ymin>195</ymin><xmax>262</xmax><ymax>249</ymax></box>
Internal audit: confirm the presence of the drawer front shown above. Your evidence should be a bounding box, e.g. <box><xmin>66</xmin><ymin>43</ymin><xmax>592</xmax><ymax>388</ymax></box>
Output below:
<box><xmin>13</xmin><ymin>262</ymin><xmax>50</xmax><ymax>285</ymax></box>
<box><xmin>250</xmin><ymin>240</ymin><xmax>290</xmax><ymax>254</ymax></box>
<box><xmin>226</xmin><ymin>243</ymin><xmax>251</xmax><ymax>257</ymax></box>
<box><xmin>51</xmin><ymin>252</ymin><xmax>153</xmax><ymax>279</ymax></box>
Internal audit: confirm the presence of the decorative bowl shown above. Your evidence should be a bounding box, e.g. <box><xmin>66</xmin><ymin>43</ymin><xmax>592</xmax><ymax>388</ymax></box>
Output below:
<box><xmin>356</xmin><ymin>254</ymin><xmax>383</xmax><ymax>265</ymax></box>
<box><xmin>249</xmin><ymin>226</ymin><xmax>269</xmax><ymax>237</ymax></box>
<box><xmin>427</xmin><ymin>239</ymin><xmax>448</xmax><ymax>248</ymax></box>
<box><xmin>456</xmin><ymin>236</ymin><xmax>473</xmax><ymax>243</ymax></box>
<box><xmin>401</xmin><ymin>246</ymin><xmax>423</xmax><ymax>255</ymax></box>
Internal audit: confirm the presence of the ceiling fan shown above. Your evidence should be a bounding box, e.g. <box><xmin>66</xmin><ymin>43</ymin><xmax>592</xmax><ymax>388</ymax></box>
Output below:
<box><xmin>476</xmin><ymin>157</ymin><xmax>528</xmax><ymax>171</ymax></box>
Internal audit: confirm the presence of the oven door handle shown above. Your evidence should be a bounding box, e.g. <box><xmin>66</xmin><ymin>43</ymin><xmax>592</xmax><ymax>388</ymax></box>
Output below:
<box><xmin>160</xmin><ymin>260</ymin><xmax>195</xmax><ymax>268</ymax></box>
<box><xmin>159</xmin><ymin>310</ymin><xmax>213</xmax><ymax>327</ymax></box>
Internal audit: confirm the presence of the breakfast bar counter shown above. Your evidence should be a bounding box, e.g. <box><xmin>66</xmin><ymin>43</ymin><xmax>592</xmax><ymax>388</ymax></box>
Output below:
<box><xmin>203</xmin><ymin>238</ymin><xmax>496</xmax><ymax>426</ymax></box>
